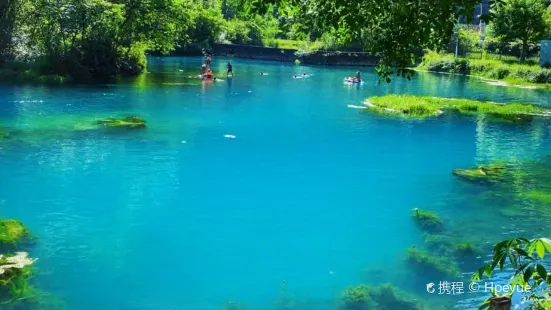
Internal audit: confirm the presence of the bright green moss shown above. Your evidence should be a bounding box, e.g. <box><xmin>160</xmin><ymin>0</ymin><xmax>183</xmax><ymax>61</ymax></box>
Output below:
<box><xmin>523</xmin><ymin>191</ymin><xmax>551</xmax><ymax>204</ymax></box>
<box><xmin>369</xmin><ymin>284</ymin><xmax>422</xmax><ymax>310</ymax></box>
<box><xmin>452</xmin><ymin>164</ymin><xmax>506</xmax><ymax>183</ymax></box>
<box><xmin>365</xmin><ymin>95</ymin><xmax>544</xmax><ymax>121</ymax></box>
<box><xmin>0</xmin><ymin>219</ymin><xmax>31</xmax><ymax>246</ymax></box>
<box><xmin>340</xmin><ymin>285</ymin><xmax>376</xmax><ymax>310</ymax></box>
<box><xmin>412</xmin><ymin>208</ymin><xmax>444</xmax><ymax>233</ymax></box>
<box><xmin>97</xmin><ymin>116</ymin><xmax>146</xmax><ymax>129</ymax></box>
<box><xmin>406</xmin><ymin>246</ymin><xmax>460</xmax><ymax>278</ymax></box>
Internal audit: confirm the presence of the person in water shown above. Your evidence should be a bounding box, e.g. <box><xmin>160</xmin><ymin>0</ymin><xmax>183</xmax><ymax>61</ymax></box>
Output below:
<box><xmin>201</xmin><ymin>63</ymin><xmax>207</xmax><ymax>74</ymax></box>
<box><xmin>355</xmin><ymin>71</ymin><xmax>362</xmax><ymax>82</ymax></box>
<box><xmin>226</xmin><ymin>62</ymin><xmax>233</xmax><ymax>77</ymax></box>
<box><xmin>205</xmin><ymin>69</ymin><xmax>213</xmax><ymax>79</ymax></box>
<box><xmin>206</xmin><ymin>55</ymin><xmax>212</xmax><ymax>67</ymax></box>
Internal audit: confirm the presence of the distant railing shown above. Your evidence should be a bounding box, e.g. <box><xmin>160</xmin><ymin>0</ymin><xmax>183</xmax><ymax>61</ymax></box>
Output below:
<box><xmin>212</xmin><ymin>43</ymin><xmax>381</xmax><ymax>66</ymax></box>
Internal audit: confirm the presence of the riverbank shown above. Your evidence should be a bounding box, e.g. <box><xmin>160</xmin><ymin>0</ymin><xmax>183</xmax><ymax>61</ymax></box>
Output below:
<box><xmin>211</xmin><ymin>43</ymin><xmax>380</xmax><ymax>66</ymax></box>
<box><xmin>0</xmin><ymin>62</ymin><xmax>67</xmax><ymax>85</ymax></box>
<box><xmin>417</xmin><ymin>52</ymin><xmax>551</xmax><ymax>89</ymax></box>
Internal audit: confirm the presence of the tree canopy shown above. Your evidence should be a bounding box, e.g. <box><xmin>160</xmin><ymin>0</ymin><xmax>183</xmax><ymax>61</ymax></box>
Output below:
<box><xmin>492</xmin><ymin>0</ymin><xmax>549</xmax><ymax>61</ymax></box>
<box><xmin>243</xmin><ymin>0</ymin><xmax>487</xmax><ymax>81</ymax></box>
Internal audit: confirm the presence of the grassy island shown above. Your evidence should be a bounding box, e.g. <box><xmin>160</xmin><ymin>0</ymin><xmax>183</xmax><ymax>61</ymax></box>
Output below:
<box><xmin>365</xmin><ymin>95</ymin><xmax>545</xmax><ymax>122</ymax></box>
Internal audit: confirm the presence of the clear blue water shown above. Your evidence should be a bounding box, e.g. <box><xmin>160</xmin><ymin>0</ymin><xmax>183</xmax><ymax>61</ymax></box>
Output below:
<box><xmin>1</xmin><ymin>57</ymin><xmax>551</xmax><ymax>309</ymax></box>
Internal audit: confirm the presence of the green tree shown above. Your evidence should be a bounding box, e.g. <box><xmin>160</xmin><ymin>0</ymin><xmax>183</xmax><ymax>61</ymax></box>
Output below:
<box><xmin>243</xmin><ymin>0</ymin><xmax>484</xmax><ymax>81</ymax></box>
<box><xmin>492</xmin><ymin>0</ymin><xmax>549</xmax><ymax>61</ymax></box>
<box><xmin>472</xmin><ymin>237</ymin><xmax>551</xmax><ymax>309</ymax></box>
<box><xmin>14</xmin><ymin>0</ymin><xmax>191</xmax><ymax>80</ymax></box>
<box><xmin>0</xmin><ymin>0</ymin><xmax>19</xmax><ymax>60</ymax></box>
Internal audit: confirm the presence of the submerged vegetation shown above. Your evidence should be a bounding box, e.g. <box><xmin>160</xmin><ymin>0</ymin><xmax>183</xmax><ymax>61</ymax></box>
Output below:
<box><xmin>452</xmin><ymin>164</ymin><xmax>507</xmax><ymax>183</ymax></box>
<box><xmin>0</xmin><ymin>217</ymin><xmax>41</xmax><ymax>307</ymax></box>
<box><xmin>340</xmin><ymin>284</ymin><xmax>422</xmax><ymax>310</ymax></box>
<box><xmin>411</xmin><ymin>208</ymin><xmax>444</xmax><ymax>233</ymax></box>
<box><xmin>406</xmin><ymin>246</ymin><xmax>460</xmax><ymax>278</ymax></box>
<box><xmin>97</xmin><ymin>116</ymin><xmax>147</xmax><ymax>129</ymax></box>
<box><xmin>0</xmin><ymin>219</ymin><xmax>31</xmax><ymax>249</ymax></box>
<box><xmin>366</xmin><ymin>95</ymin><xmax>545</xmax><ymax>121</ymax></box>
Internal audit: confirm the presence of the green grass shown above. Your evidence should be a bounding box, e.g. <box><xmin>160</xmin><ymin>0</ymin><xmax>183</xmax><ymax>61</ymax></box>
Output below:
<box><xmin>366</xmin><ymin>95</ymin><xmax>545</xmax><ymax>121</ymax></box>
<box><xmin>273</xmin><ymin>39</ymin><xmax>306</xmax><ymax>50</ymax></box>
<box><xmin>418</xmin><ymin>52</ymin><xmax>551</xmax><ymax>87</ymax></box>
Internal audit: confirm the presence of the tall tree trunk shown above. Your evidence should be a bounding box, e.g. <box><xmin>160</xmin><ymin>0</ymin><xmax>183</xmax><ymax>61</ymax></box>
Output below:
<box><xmin>520</xmin><ymin>40</ymin><xmax>528</xmax><ymax>62</ymax></box>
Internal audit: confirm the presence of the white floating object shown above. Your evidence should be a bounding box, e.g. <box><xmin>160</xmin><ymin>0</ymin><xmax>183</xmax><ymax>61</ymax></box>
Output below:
<box><xmin>347</xmin><ymin>104</ymin><xmax>367</xmax><ymax>109</ymax></box>
<box><xmin>181</xmin><ymin>141</ymin><xmax>186</xmax><ymax>144</ymax></box>
<box><xmin>224</xmin><ymin>135</ymin><xmax>236</xmax><ymax>139</ymax></box>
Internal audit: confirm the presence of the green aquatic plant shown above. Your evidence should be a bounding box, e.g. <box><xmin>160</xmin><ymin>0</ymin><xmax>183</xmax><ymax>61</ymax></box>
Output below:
<box><xmin>406</xmin><ymin>246</ymin><xmax>460</xmax><ymax>278</ymax></box>
<box><xmin>424</xmin><ymin>234</ymin><xmax>482</xmax><ymax>260</ymax></box>
<box><xmin>0</xmin><ymin>131</ymin><xmax>8</xmax><ymax>139</ymax></box>
<box><xmin>369</xmin><ymin>284</ymin><xmax>422</xmax><ymax>310</ymax></box>
<box><xmin>485</xmin><ymin>112</ymin><xmax>534</xmax><ymax>124</ymax></box>
<box><xmin>365</xmin><ymin>95</ymin><xmax>545</xmax><ymax>121</ymax></box>
<box><xmin>340</xmin><ymin>285</ymin><xmax>376</xmax><ymax>310</ymax></box>
<box><xmin>97</xmin><ymin>116</ymin><xmax>146</xmax><ymax>129</ymax></box>
<box><xmin>0</xmin><ymin>219</ymin><xmax>31</xmax><ymax>249</ymax></box>
<box><xmin>0</xmin><ymin>252</ymin><xmax>37</xmax><ymax>305</ymax></box>
<box><xmin>339</xmin><ymin>284</ymin><xmax>422</xmax><ymax>310</ymax></box>
<box><xmin>412</xmin><ymin>208</ymin><xmax>444</xmax><ymax>233</ymax></box>
<box><xmin>454</xmin><ymin>241</ymin><xmax>482</xmax><ymax>259</ymax></box>
<box><xmin>452</xmin><ymin>164</ymin><xmax>506</xmax><ymax>183</ymax></box>
<box><xmin>523</xmin><ymin>191</ymin><xmax>551</xmax><ymax>204</ymax></box>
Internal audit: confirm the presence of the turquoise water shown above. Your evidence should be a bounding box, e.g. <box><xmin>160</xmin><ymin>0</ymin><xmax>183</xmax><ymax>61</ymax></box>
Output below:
<box><xmin>1</xmin><ymin>57</ymin><xmax>551</xmax><ymax>309</ymax></box>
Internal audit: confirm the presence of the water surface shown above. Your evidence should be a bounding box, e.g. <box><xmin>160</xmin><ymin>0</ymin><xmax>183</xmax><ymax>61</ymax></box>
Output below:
<box><xmin>1</xmin><ymin>57</ymin><xmax>550</xmax><ymax>309</ymax></box>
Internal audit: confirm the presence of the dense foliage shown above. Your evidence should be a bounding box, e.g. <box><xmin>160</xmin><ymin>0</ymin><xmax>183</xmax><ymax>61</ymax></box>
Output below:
<box><xmin>472</xmin><ymin>238</ymin><xmax>551</xmax><ymax>309</ymax></box>
<box><xmin>0</xmin><ymin>0</ymin><xmax>190</xmax><ymax>81</ymax></box>
<box><xmin>2</xmin><ymin>0</ymin><xmax>551</xmax><ymax>83</ymax></box>
<box><xmin>419</xmin><ymin>52</ymin><xmax>551</xmax><ymax>84</ymax></box>
<box><xmin>492</xmin><ymin>0</ymin><xmax>549</xmax><ymax>61</ymax></box>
